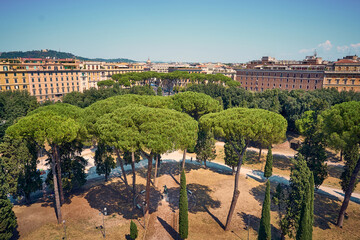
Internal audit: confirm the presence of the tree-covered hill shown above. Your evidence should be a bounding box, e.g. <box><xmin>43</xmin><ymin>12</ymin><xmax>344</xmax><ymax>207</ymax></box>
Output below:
<box><xmin>0</xmin><ymin>50</ymin><xmax>136</xmax><ymax>63</ymax></box>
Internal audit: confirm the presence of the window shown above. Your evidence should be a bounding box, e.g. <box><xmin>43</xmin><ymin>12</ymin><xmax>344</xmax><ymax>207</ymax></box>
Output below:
<box><xmin>6</xmin><ymin>79</ymin><xmax>9</xmax><ymax>84</ymax></box>
<box><xmin>15</xmin><ymin>85</ymin><xmax>19</xmax><ymax>89</ymax></box>
<box><xmin>22</xmin><ymin>73</ymin><xmax>25</xmax><ymax>76</ymax></box>
<box><xmin>14</xmin><ymin>73</ymin><xmax>17</xmax><ymax>76</ymax></box>
<box><xmin>328</xmin><ymin>79</ymin><xmax>331</xmax><ymax>84</ymax></box>
<box><xmin>45</xmin><ymin>84</ymin><xmax>47</xmax><ymax>87</ymax></box>
<box><xmin>23</xmin><ymin>78</ymin><xmax>26</xmax><ymax>83</ymax></box>
<box><xmin>336</xmin><ymin>79</ymin><xmax>340</xmax><ymax>84</ymax></box>
<box><xmin>38</xmin><ymin>78</ymin><xmax>40</xmax><ymax>82</ymax></box>
<box><xmin>344</xmin><ymin>79</ymin><xmax>347</xmax><ymax>84</ymax></box>
<box><xmin>5</xmin><ymin>73</ymin><xmax>8</xmax><ymax>77</ymax></box>
<box><xmin>23</xmin><ymin>85</ymin><xmax>27</xmax><ymax>89</ymax></box>
<box><xmin>352</xmin><ymin>80</ymin><xmax>355</xmax><ymax>85</ymax></box>
<box><xmin>6</xmin><ymin>86</ymin><xmax>10</xmax><ymax>90</ymax></box>
<box><xmin>44</xmin><ymin>78</ymin><xmax>47</xmax><ymax>82</ymax></box>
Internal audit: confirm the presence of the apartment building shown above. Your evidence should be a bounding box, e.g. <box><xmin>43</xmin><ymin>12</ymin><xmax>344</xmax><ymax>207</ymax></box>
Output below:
<box><xmin>0</xmin><ymin>59</ymin><xmax>29</xmax><ymax>91</ymax></box>
<box><xmin>0</xmin><ymin>58</ymin><xmax>146</xmax><ymax>102</ymax></box>
<box><xmin>24</xmin><ymin>58</ymin><xmax>81</xmax><ymax>102</ymax></box>
<box><xmin>81</xmin><ymin>62</ymin><xmax>144</xmax><ymax>89</ymax></box>
<box><xmin>323</xmin><ymin>56</ymin><xmax>360</xmax><ymax>92</ymax></box>
<box><xmin>236</xmin><ymin>65</ymin><xmax>324</xmax><ymax>91</ymax></box>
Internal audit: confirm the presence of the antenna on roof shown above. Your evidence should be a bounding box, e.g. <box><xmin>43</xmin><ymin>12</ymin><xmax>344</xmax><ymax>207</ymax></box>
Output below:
<box><xmin>314</xmin><ymin>49</ymin><xmax>317</xmax><ymax>57</ymax></box>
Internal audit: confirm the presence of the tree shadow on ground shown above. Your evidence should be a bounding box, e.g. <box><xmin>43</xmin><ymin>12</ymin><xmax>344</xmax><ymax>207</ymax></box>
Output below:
<box><xmin>167</xmin><ymin>183</ymin><xmax>221</xmax><ymax>213</ymax></box>
<box><xmin>326</xmin><ymin>150</ymin><xmax>341</xmax><ymax>163</ymax></box>
<box><xmin>136</xmin><ymin>161</ymin><xmax>203</xmax><ymax>185</ymax></box>
<box><xmin>84</xmin><ymin>181</ymin><xmax>162</xmax><ymax>219</ymax></box>
<box><xmin>327</xmin><ymin>165</ymin><xmax>343</xmax><ymax>179</ymax></box>
<box><xmin>157</xmin><ymin>216</ymin><xmax>180</xmax><ymax>240</ymax></box>
<box><xmin>238</xmin><ymin>212</ymin><xmax>282</xmax><ymax>239</ymax></box>
<box><xmin>250</xmin><ymin>183</ymin><xmax>288</xmax><ymax>212</ymax></box>
<box><xmin>272</xmin><ymin>155</ymin><xmax>293</xmax><ymax>171</ymax></box>
<box><xmin>243</xmin><ymin>150</ymin><xmax>293</xmax><ymax>172</ymax></box>
<box><xmin>313</xmin><ymin>193</ymin><xmax>340</xmax><ymax>229</ymax></box>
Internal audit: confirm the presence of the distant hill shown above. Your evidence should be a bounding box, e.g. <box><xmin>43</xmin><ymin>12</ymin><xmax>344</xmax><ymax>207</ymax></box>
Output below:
<box><xmin>0</xmin><ymin>50</ymin><xmax>136</xmax><ymax>63</ymax></box>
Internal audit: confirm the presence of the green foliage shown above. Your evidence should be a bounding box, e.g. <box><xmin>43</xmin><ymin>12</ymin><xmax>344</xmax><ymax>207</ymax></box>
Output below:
<box><xmin>281</xmin><ymin>154</ymin><xmax>311</xmax><ymax>238</ymax></box>
<box><xmin>264</xmin><ymin>147</ymin><xmax>273</xmax><ymax>178</ymax></box>
<box><xmin>0</xmin><ymin>159</ymin><xmax>17</xmax><ymax>240</ymax></box>
<box><xmin>46</xmin><ymin>141</ymin><xmax>87</xmax><ymax>192</ymax></box>
<box><xmin>199</xmin><ymin>107</ymin><xmax>287</xmax><ymax>147</ymax></box>
<box><xmin>97</xmin><ymin>79</ymin><xmax>115</xmax><ymax>88</ymax></box>
<box><xmin>195</xmin><ymin>130</ymin><xmax>216</xmax><ymax>165</ymax></box>
<box><xmin>128</xmin><ymin>86</ymin><xmax>156</xmax><ymax>96</ymax></box>
<box><xmin>94</xmin><ymin>143</ymin><xmax>116</xmax><ymax>182</ymax></box>
<box><xmin>224</xmin><ymin>138</ymin><xmax>245</xmax><ymax>169</ymax></box>
<box><xmin>296</xmin><ymin>173</ymin><xmax>314</xmax><ymax>240</ymax></box>
<box><xmin>179</xmin><ymin>169</ymin><xmax>189</xmax><ymax>239</ymax></box>
<box><xmin>340</xmin><ymin>144</ymin><xmax>360</xmax><ymax>193</ymax></box>
<box><xmin>157</xmin><ymin>86</ymin><xmax>162</xmax><ymax>96</ymax></box>
<box><xmin>170</xmin><ymin>91</ymin><xmax>222</xmax><ymax>121</ymax></box>
<box><xmin>297</xmin><ymin>110</ymin><xmax>328</xmax><ymax>187</ymax></box>
<box><xmin>96</xmin><ymin>105</ymin><xmax>198</xmax><ymax>155</ymax></box>
<box><xmin>111</xmin><ymin>71</ymin><xmax>238</xmax><ymax>90</ymax></box>
<box><xmin>258</xmin><ymin>180</ymin><xmax>271</xmax><ymax>240</ymax></box>
<box><xmin>0</xmin><ymin>91</ymin><xmax>38</xmax><ymax>140</ymax></box>
<box><xmin>123</xmin><ymin>150</ymin><xmax>141</xmax><ymax>165</ymax></box>
<box><xmin>320</xmin><ymin>101</ymin><xmax>360</xmax><ymax>193</ymax></box>
<box><xmin>320</xmin><ymin>101</ymin><xmax>360</xmax><ymax>151</ymax></box>
<box><xmin>0</xmin><ymin>136</ymin><xmax>42</xmax><ymax>201</ymax></box>
<box><xmin>309</xmin><ymin>173</ymin><xmax>314</xmax><ymax>237</ymax></box>
<box><xmin>130</xmin><ymin>220</ymin><xmax>138</xmax><ymax>240</ymax></box>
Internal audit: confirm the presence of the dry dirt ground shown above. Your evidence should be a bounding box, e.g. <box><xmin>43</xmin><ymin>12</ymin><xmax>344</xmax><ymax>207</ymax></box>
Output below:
<box><xmin>13</xmin><ymin>160</ymin><xmax>360</xmax><ymax>240</ymax></box>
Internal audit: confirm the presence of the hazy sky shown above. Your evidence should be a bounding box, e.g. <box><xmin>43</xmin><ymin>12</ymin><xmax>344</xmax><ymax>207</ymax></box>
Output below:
<box><xmin>1</xmin><ymin>0</ymin><xmax>359</xmax><ymax>62</ymax></box>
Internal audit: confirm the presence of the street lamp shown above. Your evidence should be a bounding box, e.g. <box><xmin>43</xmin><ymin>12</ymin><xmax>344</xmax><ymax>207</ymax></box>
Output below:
<box><xmin>99</xmin><ymin>207</ymin><xmax>107</xmax><ymax>238</ymax></box>
<box><xmin>62</xmin><ymin>220</ymin><xmax>66</xmax><ymax>240</ymax></box>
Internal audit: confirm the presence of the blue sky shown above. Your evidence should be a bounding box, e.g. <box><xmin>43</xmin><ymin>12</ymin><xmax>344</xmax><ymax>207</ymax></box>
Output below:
<box><xmin>0</xmin><ymin>0</ymin><xmax>359</xmax><ymax>62</ymax></box>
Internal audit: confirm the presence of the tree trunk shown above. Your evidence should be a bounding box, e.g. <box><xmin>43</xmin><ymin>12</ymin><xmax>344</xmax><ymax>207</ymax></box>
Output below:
<box><xmin>131</xmin><ymin>152</ymin><xmax>136</xmax><ymax>194</ymax></box>
<box><xmin>25</xmin><ymin>192</ymin><xmax>31</xmax><ymax>204</ymax></box>
<box><xmin>55</xmin><ymin>146</ymin><xmax>64</xmax><ymax>204</ymax></box>
<box><xmin>204</xmin><ymin>159</ymin><xmax>207</xmax><ymax>169</ymax></box>
<box><xmin>225</xmin><ymin>141</ymin><xmax>247</xmax><ymax>231</ymax></box>
<box><xmin>232</xmin><ymin>166</ymin><xmax>235</xmax><ymax>175</ymax></box>
<box><xmin>154</xmin><ymin>154</ymin><xmax>159</xmax><ymax>188</ymax></box>
<box><xmin>258</xmin><ymin>147</ymin><xmax>262</xmax><ymax>162</ymax></box>
<box><xmin>115</xmin><ymin>148</ymin><xmax>129</xmax><ymax>188</ymax></box>
<box><xmin>182</xmin><ymin>149</ymin><xmax>186</xmax><ymax>170</ymax></box>
<box><xmin>340</xmin><ymin>150</ymin><xmax>343</xmax><ymax>162</ymax></box>
<box><xmin>337</xmin><ymin>156</ymin><xmax>360</xmax><ymax>227</ymax></box>
<box><xmin>145</xmin><ymin>153</ymin><xmax>153</xmax><ymax>216</ymax></box>
<box><xmin>51</xmin><ymin>150</ymin><xmax>62</xmax><ymax>224</ymax></box>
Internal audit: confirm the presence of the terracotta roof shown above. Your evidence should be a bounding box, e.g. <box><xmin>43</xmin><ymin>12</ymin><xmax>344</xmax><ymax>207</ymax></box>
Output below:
<box><xmin>335</xmin><ymin>59</ymin><xmax>359</xmax><ymax>64</ymax></box>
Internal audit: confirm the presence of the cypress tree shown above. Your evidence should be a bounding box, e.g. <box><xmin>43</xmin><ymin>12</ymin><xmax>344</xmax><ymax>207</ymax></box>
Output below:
<box><xmin>157</xmin><ymin>86</ymin><xmax>162</xmax><ymax>96</ymax></box>
<box><xmin>130</xmin><ymin>220</ymin><xmax>138</xmax><ymax>240</ymax></box>
<box><xmin>179</xmin><ymin>169</ymin><xmax>188</xmax><ymax>239</ymax></box>
<box><xmin>0</xmin><ymin>159</ymin><xmax>17</xmax><ymax>240</ymax></box>
<box><xmin>258</xmin><ymin>180</ymin><xmax>271</xmax><ymax>240</ymax></box>
<box><xmin>309</xmin><ymin>173</ymin><xmax>314</xmax><ymax>237</ymax></box>
<box><xmin>264</xmin><ymin>147</ymin><xmax>273</xmax><ymax>178</ymax></box>
<box><xmin>296</xmin><ymin>178</ymin><xmax>311</xmax><ymax>240</ymax></box>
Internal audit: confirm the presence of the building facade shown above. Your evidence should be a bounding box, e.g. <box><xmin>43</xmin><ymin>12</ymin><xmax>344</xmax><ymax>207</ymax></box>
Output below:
<box><xmin>323</xmin><ymin>56</ymin><xmax>360</xmax><ymax>92</ymax></box>
<box><xmin>236</xmin><ymin>66</ymin><xmax>324</xmax><ymax>91</ymax></box>
<box><xmin>0</xmin><ymin>58</ymin><xmax>145</xmax><ymax>102</ymax></box>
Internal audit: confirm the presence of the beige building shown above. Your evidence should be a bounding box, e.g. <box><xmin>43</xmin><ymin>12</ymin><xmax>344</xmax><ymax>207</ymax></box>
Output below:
<box><xmin>323</xmin><ymin>56</ymin><xmax>360</xmax><ymax>92</ymax></box>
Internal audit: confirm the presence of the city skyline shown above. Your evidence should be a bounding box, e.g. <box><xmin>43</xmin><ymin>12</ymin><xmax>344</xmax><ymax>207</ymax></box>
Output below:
<box><xmin>1</xmin><ymin>0</ymin><xmax>360</xmax><ymax>62</ymax></box>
